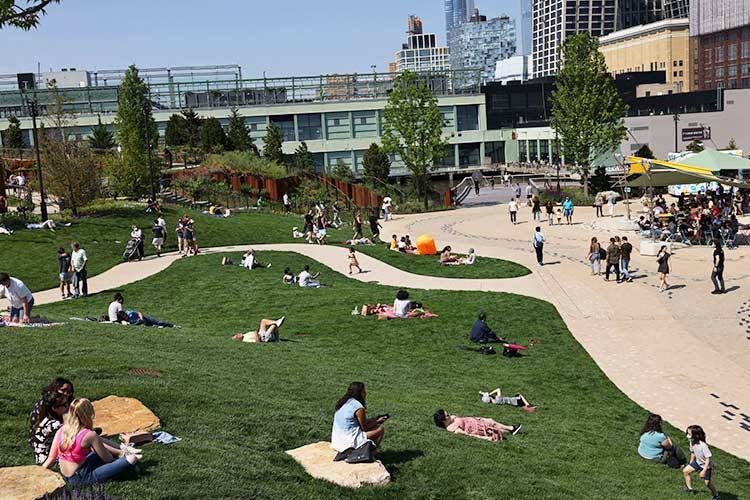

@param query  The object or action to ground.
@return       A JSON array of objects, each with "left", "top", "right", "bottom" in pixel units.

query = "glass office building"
[{"left": 450, "top": 12, "right": 516, "bottom": 82}]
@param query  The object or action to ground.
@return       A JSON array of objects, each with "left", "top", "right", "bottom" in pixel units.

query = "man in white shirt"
[
  {"left": 108, "top": 293, "right": 124, "bottom": 322},
  {"left": 16, "top": 172, "right": 25, "bottom": 197},
  {"left": 283, "top": 193, "right": 291, "bottom": 213},
  {"left": 70, "top": 242, "right": 88, "bottom": 298},
  {"left": 382, "top": 196, "right": 393, "bottom": 221},
  {"left": 532, "top": 226, "right": 545, "bottom": 266},
  {"left": 297, "top": 265, "right": 321, "bottom": 288},
  {"left": 508, "top": 199, "right": 519, "bottom": 224},
  {"left": 0, "top": 272, "right": 34, "bottom": 322}
]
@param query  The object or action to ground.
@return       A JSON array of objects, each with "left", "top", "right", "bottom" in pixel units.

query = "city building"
[
  {"left": 689, "top": 0, "right": 750, "bottom": 90},
  {"left": 599, "top": 19, "right": 691, "bottom": 91},
  {"left": 450, "top": 10, "right": 516, "bottom": 82},
  {"left": 445, "top": 0, "right": 475, "bottom": 44},
  {"left": 618, "top": 0, "right": 663, "bottom": 29},
  {"left": 532, "top": 0, "right": 618, "bottom": 78},
  {"left": 494, "top": 55, "right": 533, "bottom": 83},
  {"left": 519, "top": 0, "right": 533, "bottom": 55},
  {"left": 663, "top": 0, "right": 689, "bottom": 19},
  {"left": 393, "top": 17, "right": 450, "bottom": 73}
]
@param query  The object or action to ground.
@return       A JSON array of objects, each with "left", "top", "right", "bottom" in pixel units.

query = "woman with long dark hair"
[
  {"left": 637, "top": 413, "right": 685, "bottom": 467},
  {"left": 30, "top": 391, "right": 70, "bottom": 464},
  {"left": 331, "top": 382, "right": 386, "bottom": 453},
  {"left": 29, "top": 377, "right": 74, "bottom": 450},
  {"left": 657, "top": 245, "right": 671, "bottom": 292}
]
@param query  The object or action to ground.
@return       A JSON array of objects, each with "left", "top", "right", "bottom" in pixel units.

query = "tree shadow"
[{"left": 378, "top": 449, "right": 425, "bottom": 478}]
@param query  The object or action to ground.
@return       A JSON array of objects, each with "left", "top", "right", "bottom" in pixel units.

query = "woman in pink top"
[
  {"left": 433, "top": 409, "right": 521, "bottom": 442},
  {"left": 42, "top": 398, "right": 142, "bottom": 485}
]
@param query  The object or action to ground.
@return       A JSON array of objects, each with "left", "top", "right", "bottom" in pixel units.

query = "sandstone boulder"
[
  {"left": 0, "top": 466, "right": 66, "bottom": 500},
  {"left": 92, "top": 395, "right": 160, "bottom": 437},
  {"left": 286, "top": 441, "right": 390, "bottom": 488}
]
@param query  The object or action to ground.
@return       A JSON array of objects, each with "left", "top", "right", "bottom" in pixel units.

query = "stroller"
[{"left": 123, "top": 237, "right": 143, "bottom": 262}]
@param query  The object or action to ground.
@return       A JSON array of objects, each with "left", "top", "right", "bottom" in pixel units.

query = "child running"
[
  {"left": 348, "top": 248, "right": 362, "bottom": 275},
  {"left": 683, "top": 425, "right": 720, "bottom": 499}
]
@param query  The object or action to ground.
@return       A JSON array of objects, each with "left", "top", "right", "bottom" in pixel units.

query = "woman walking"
[
  {"left": 545, "top": 200, "right": 554, "bottom": 225},
  {"left": 657, "top": 245, "right": 671, "bottom": 292},
  {"left": 587, "top": 237, "right": 602, "bottom": 275},
  {"left": 531, "top": 196, "right": 541, "bottom": 222}
]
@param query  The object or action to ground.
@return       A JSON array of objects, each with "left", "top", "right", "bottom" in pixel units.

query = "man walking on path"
[
  {"left": 532, "top": 226, "right": 545, "bottom": 266},
  {"left": 509, "top": 199, "right": 519, "bottom": 224},
  {"left": 604, "top": 237, "right": 621, "bottom": 282},
  {"left": 471, "top": 170, "right": 482, "bottom": 196},
  {"left": 620, "top": 236, "right": 633, "bottom": 282},
  {"left": 711, "top": 241, "right": 726, "bottom": 294},
  {"left": 70, "top": 242, "right": 88, "bottom": 298},
  {"left": 562, "top": 197, "right": 574, "bottom": 225}
]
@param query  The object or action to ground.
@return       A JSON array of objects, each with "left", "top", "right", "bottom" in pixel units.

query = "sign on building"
[{"left": 681, "top": 126, "right": 711, "bottom": 142}]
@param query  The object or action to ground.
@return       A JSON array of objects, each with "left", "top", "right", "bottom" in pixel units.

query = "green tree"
[
  {"left": 588, "top": 166, "right": 612, "bottom": 194},
  {"left": 181, "top": 108, "right": 202, "bottom": 149},
  {"left": 293, "top": 141, "right": 315, "bottom": 174},
  {"left": 382, "top": 71, "right": 448, "bottom": 210},
  {"left": 331, "top": 158, "right": 353, "bottom": 182},
  {"left": 264, "top": 122, "right": 284, "bottom": 165},
  {"left": 164, "top": 113, "right": 189, "bottom": 146},
  {"left": 727, "top": 138, "right": 737, "bottom": 150},
  {"left": 2, "top": 115, "right": 25, "bottom": 152},
  {"left": 551, "top": 33, "right": 627, "bottom": 194},
  {"left": 0, "top": 0, "right": 60, "bottom": 30},
  {"left": 200, "top": 117, "right": 227, "bottom": 153},
  {"left": 686, "top": 140, "right": 704, "bottom": 153},
  {"left": 110, "top": 65, "right": 157, "bottom": 197},
  {"left": 634, "top": 144, "right": 654, "bottom": 159},
  {"left": 226, "top": 108, "right": 255, "bottom": 153},
  {"left": 362, "top": 143, "right": 391, "bottom": 188},
  {"left": 88, "top": 119, "right": 115, "bottom": 150}
]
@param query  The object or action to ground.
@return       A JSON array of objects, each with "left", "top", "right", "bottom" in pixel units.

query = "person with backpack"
[
  {"left": 532, "top": 227, "right": 545, "bottom": 266},
  {"left": 151, "top": 220, "right": 166, "bottom": 257},
  {"left": 331, "top": 382, "right": 386, "bottom": 456},
  {"left": 604, "top": 237, "right": 621, "bottom": 282}
]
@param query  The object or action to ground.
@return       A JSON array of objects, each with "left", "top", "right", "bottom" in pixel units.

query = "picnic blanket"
[
  {"left": 379, "top": 307, "right": 437, "bottom": 319},
  {"left": 0, "top": 315, "right": 64, "bottom": 328}
]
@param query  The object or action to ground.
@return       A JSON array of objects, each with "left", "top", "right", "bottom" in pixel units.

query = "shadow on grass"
[{"left": 378, "top": 449, "right": 425, "bottom": 479}]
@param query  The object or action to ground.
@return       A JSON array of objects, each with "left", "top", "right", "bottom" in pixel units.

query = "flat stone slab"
[
  {"left": 0, "top": 466, "right": 66, "bottom": 500},
  {"left": 286, "top": 441, "right": 390, "bottom": 488},
  {"left": 92, "top": 395, "right": 160, "bottom": 437}
]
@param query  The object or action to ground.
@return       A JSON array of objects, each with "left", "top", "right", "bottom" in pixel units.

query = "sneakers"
[
  {"left": 511, "top": 424, "right": 523, "bottom": 435},
  {"left": 266, "top": 263, "right": 272, "bottom": 268},
  {"left": 275, "top": 316, "right": 285, "bottom": 328},
  {"left": 711, "top": 289, "right": 721, "bottom": 294}
]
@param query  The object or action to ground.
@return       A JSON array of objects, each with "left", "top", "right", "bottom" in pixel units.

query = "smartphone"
[{"left": 376, "top": 413, "right": 390, "bottom": 421}]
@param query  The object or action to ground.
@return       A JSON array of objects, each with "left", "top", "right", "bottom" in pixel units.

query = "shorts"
[
  {"left": 59, "top": 272, "right": 72, "bottom": 283},
  {"left": 152, "top": 237, "right": 164, "bottom": 247},
  {"left": 689, "top": 462, "right": 713, "bottom": 481},
  {"left": 563, "top": 209, "right": 573, "bottom": 216},
  {"left": 258, "top": 327, "right": 275, "bottom": 342}
]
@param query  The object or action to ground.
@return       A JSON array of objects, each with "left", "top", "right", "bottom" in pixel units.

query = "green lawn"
[{"left": 1, "top": 251, "right": 748, "bottom": 499}]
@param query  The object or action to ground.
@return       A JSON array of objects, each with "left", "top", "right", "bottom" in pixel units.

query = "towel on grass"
[
  {"left": 379, "top": 307, "right": 438, "bottom": 319},
  {"left": 0, "top": 315, "right": 64, "bottom": 328}
]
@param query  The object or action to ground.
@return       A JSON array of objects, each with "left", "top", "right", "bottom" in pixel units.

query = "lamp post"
[
  {"left": 673, "top": 112, "right": 680, "bottom": 153},
  {"left": 142, "top": 101, "right": 156, "bottom": 200},
  {"left": 27, "top": 97, "right": 48, "bottom": 221}
]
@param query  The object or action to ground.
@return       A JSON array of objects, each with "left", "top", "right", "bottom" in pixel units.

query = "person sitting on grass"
[
  {"left": 439, "top": 246, "right": 459, "bottom": 265},
  {"left": 282, "top": 268, "right": 297, "bottom": 284},
  {"left": 404, "top": 235, "right": 415, "bottom": 252},
  {"left": 683, "top": 425, "right": 720, "bottom": 499},
  {"left": 348, "top": 249, "right": 362, "bottom": 275},
  {"left": 231, "top": 316, "right": 285, "bottom": 343},
  {"left": 433, "top": 409, "right": 521, "bottom": 442},
  {"left": 331, "top": 382, "right": 386, "bottom": 454},
  {"left": 460, "top": 248, "right": 476, "bottom": 265},
  {"left": 0, "top": 272, "right": 34, "bottom": 323},
  {"left": 298, "top": 265, "right": 322, "bottom": 288},
  {"left": 43, "top": 398, "right": 142, "bottom": 485},
  {"left": 387, "top": 289, "right": 422, "bottom": 319},
  {"left": 29, "top": 378, "right": 74, "bottom": 463},
  {"left": 469, "top": 312, "right": 504, "bottom": 343},
  {"left": 389, "top": 234, "right": 398, "bottom": 250},
  {"left": 479, "top": 389, "right": 537, "bottom": 413},
  {"left": 116, "top": 310, "right": 174, "bottom": 328},
  {"left": 30, "top": 390, "right": 70, "bottom": 465},
  {"left": 638, "top": 413, "right": 686, "bottom": 468},
  {"left": 107, "top": 293, "right": 125, "bottom": 322}
]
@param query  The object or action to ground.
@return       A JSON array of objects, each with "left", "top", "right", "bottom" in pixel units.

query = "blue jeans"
[
  {"left": 621, "top": 258, "right": 630, "bottom": 279},
  {"left": 304, "top": 281, "right": 321, "bottom": 288},
  {"left": 64, "top": 452, "right": 134, "bottom": 485},
  {"left": 73, "top": 269, "right": 88, "bottom": 297},
  {"left": 383, "top": 208, "right": 389, "bottom": 221},
  {"left": 143, "top": 316, "right": 174, "bottom": 328},
  {"left": 9, "top": 297, "right": 34, "bottom": 320}
]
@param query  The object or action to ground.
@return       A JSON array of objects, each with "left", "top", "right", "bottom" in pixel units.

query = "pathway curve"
[{"left": 4, "top": 201, "right": 750, "bottom": 461}]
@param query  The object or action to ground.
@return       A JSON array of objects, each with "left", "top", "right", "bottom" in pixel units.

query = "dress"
[
  {"left": 331, "top": 398, "right": 369, "bottom": 452},
  {"left": 657, "top": 252, "right": 670, "bottom": 274}
]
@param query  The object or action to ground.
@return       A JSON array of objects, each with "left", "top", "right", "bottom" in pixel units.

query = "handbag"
[{"left": 345, "top": 441, "right": 375, "bottom": 464}]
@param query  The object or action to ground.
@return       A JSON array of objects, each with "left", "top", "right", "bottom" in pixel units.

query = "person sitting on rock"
[
  {"left": 439, "top": 246, "right": 459, "bottom": 265},
  {"left": 469, "top": 312, "right": 503, "bottom": 343},
  {"left": 231, "top": 317, "right": 285, "bottom": 343},
  {"left": 479, "top": 389, "right": 537, "bottom": 413},
  {"left": 43, "top": 398, "right": 142, "bottom": 485},
  {"left": 331, "top": 382, "right": 386, "bottom": 454},
  {"left": 433, "top": 409, "right": 521, "bottom": 442}
]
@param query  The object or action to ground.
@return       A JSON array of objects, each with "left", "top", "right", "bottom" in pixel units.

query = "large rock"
[
  {"left": 0, "top": 466, "right": 66, "bottom": 500},
  {"left": 286, "top": 441, "right": 390, "bottom": 488},
  {"left": 92, "top": 395, "right": 160, "bottom": 437}
]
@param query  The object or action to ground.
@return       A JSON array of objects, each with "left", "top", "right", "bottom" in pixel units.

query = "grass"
[
  {"left": 1, "top": 251, "right": 748, "bottom": 499},
  {"left": 1, "top": 203, "right": 527, "bottom": 291}
]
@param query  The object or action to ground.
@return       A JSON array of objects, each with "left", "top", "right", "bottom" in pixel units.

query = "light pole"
[
  {"left": 142, "top": 101, "right": 156, "bottom": 200},
  {"left": 673, "top": 112, "right": 680, "bottom": 153},
  {"left": 27, "top": 97, "right": 48, "bottom": 221}
]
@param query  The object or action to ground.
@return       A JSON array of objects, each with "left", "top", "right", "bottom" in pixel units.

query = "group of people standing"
[{"left": 587, "top": 235, "right": 634, "bottom": 283}]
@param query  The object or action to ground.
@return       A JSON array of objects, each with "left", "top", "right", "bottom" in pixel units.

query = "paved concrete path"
[{"left": 5, "top": 202, "right": 750, "bottom": 460}]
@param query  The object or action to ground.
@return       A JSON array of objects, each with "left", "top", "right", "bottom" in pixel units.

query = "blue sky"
[{"left": 0, "top": 0, "right": 519, "bottom": 77}]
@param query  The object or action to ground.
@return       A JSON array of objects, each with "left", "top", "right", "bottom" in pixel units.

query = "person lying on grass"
[
  {"left": 637, "top": 413, "right": 686, "bottom": 468},
  {"left": 683, "top": 425, "right": 720, "bottom": 499},
  {"left": 231, "top": 317, "right": 285, "bottom": 343},
  {"left": 43, "top": 398, "right": 142, "bottom": 485},
  {"left": 331, "top": 382, "right": 386, "bottom": 454},
  {"left": 344, "top": 237, "right": 373, "bottom": 246},
  {"left": 115, "top": 310, "right": 174, "bottom": 328},
  {"left": 479, "top": 389, "right": 537, "bottom": 413},
  {"left": 433, "top": 409, "right": 521, "bottom": 442}
]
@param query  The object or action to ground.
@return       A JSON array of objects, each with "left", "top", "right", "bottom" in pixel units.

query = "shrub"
[
  {"left": 1, "top": 211, "right": 40, "bottom": 229},
  {"left": 70, "top": 200, "right": 146, "bottom": 218},
  {"left": 538, "top": 187, "right": 595, "bottom": 206},
  {"left": 204, "top": 151, "right": 286, "bottom": 179}
]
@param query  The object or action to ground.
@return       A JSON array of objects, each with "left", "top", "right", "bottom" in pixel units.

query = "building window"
[
  {"left": 743, "top": 41, "right": 750, "bottom": 58},
  {"left": 270, "top": 115, "right": 295, "bottom": 142},
  {"left": 728, "top": 65, "right": 737, "bottom": 77},
  {"left": 716, "top": 46, "right": 724, "bottom": 63},
  {"left": 728, "top": 44, "right": 738, "bottom": 61},
  {"left": 673, "top": 60, "right": 677, "bottom": 67},
  {"left": 456, "top": 105, "right": 479, "bottom": 131},
  {"left": 296, "top": 113, "right": 322, "bottom": 141},
  {"left": 679, "top": 70, "right": 683, "bottom": 76},
  {"left": 679, "top": 60, "right": 683, "bottom": 66},
  {"left": 673, "top": 71, "right": 678, "bottom": 77},
  {"left": 485, "top": 141, "right": 505, "bottom": 164},
  {"left": 458, "top": 143, "right": 480, "bottom": 167},
  {"left": 742, "top": 63, "right": 750, "bottom": 75},
  {"left": 716, "top": 67, "right": 724, "bottom": 79}
]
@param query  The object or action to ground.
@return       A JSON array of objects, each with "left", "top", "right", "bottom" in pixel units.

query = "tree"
[
  {"left": 164, "top": 113, "right": 189, "bottom": 146},
  {"left": 362, "top": 143, "right": 391, "bottom": 188},
  {"left": 634, "top": 144, "right": 654, "bottom": 159},
  {"left": 40, "top": 83, "right": 101, "bottom": 215},
  {"left": 727, "top": 138, "right": 737, "bottom": 150},
  {"left": 381, "top": 71, "right": 449, "bottom": 210},
  {"left": 88, "top": 119, "right": 115, "bottom": 150},
  {"left": 551, "top": 33, "right": 627, "bottom": 194},
  {"left": 2, "top": 115, "right": 25, "bottom": 152},
  {"left": 180, "top": 108, "right": 202, "bottom": 149},
  {"left": 226, "top": 108, "right": 255, "bottom": 153},
  {"left": 110, "top": 65, "right": 157, "bottom": 197},
  {"left": 589, "top": 166, "right": 612, "bottom": 194},
  {"left": 200, "top": 117, "right": 227, "bottom": 153},
  {"left": 263, "top": 122, "right": 284, "bottom": 165},
  {"left": 686, "top": 140, "right": 704, "bottom": 153},
  {"left": 293, "top": 141, "right": 315, "bottom": 174},
  {"left": 331, "top": 158, "right": 353, "bottom": 182},
  {"left": 0, "top": 0, "right": 60, "bottom": 30}
]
